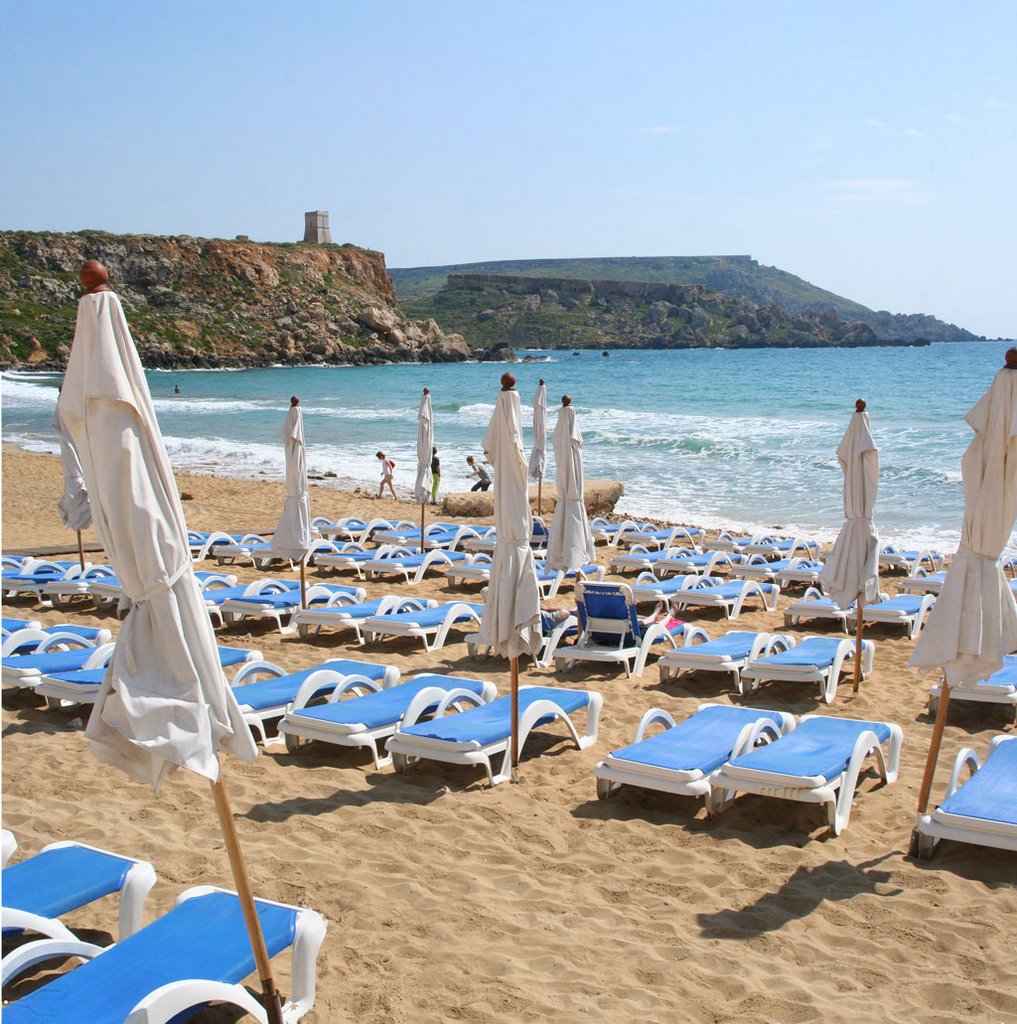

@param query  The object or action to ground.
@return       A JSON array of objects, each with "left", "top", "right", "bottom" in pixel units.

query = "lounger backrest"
[{"left": 576, "top": 583, "right": 640, "bottom": 645}]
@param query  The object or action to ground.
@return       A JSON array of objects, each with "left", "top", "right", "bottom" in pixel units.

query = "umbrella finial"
[
  {"left": 1005, "top": 348, "right": 1017, "bottom": 369},
  {"left": 855, "top": 398, "right": 866, "bottom": 412},
  {"left": 561, "top": 394, "right": 572, "bottom": 407},
  {"left": 290, "top": 395, "right": 300, "bottom": 406},
  {"left": 539, "top": 378, "right": 545, "bottom": 386},
  {"left": 79, "top": 259, "right": 110, "bottom": 294},
  {"left": 501, "top": 372, "right": 516, "bottom": 391},
  {"left": 423, "top": 386, "right": 430, "bottom": 394}
]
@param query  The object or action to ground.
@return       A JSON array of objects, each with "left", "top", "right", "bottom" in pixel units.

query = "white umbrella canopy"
[
  {"left": 414, "top": 388, "right": 434, "bottom": 505},
  {"left": 52, "top": 406, "right": 92, "bottom": 531},
  {"left": 528, "top": 379, "right": 547, "bottom": 482},
  {"left": 545, "top": 399, "right": 596, "bottom": 572},
  {"left": 270, "top": 400, "right": 311, "bottom": 561},
  {"left": 818, "top": 403, "right": 880, "bottom": 611},
  {"left": 910, "top": 363, "right": 1017, "bottom": 686},
  {"left": 58, "top": 289, "right": 258, "bottom": 794},
  {"left": 476, "top": 381, "right": 542, "bottom": 660}
]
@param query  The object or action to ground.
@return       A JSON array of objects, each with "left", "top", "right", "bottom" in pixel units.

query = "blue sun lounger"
[
  {"left": 928, "top": 655, "right": 1017, "bottom": 715},
  {"left": 783, "top": 587, "right": 866, "bottom": 629},
  {"left": 362, "top": 601, "right": 484, "bottom": 651},
  {"left": 362, "top": 548, "right": 474, "bottom": 585},
  {"left": 593, "top": 703, "right": 795, "bottom": 804},
  {"left": 229, "top": 657, "right": 400, "bottom": 743},
  {"left": 740, "top": 635, "right": 874, "bottom": 703},
  {"left": 657, "top": 630, "right": 794, "bottom": 688},
  {"left": 669, "top": 578, "right": 780, "bottom": 619},
  {"left": 289, "top": 596, "right": 433, "bottom": 642},
  {"left": 899, "top": 568, "right": 949, "bottom": 595},
  {"left": 621, "top": 525, "right": 704, "bottom": 551},
  {"left": 878, "top": 545, "right": 945, "bottom": 574},
  {"left": 860, "top": 593, "right": 936, "bottom": 639},
  {"left": 915, "top": 736, "right": 1017, "bottom": 856},
  {"left": 387, "top": 684, "right": 604, "bottom": 787},
  {"left": 86, "top": 569, "right": 237, "bottom": 613},
  {"left": 554, "top": 581, "right": 689, "bottom": 677},
  {"left": 220, "top": 582, "right": 366, "bottom": 631},
  {"left": 279, "top": 673, "right": 497, "bottom": 768},
  {"left": 710, "top": 715, "right": 903, "bottom": 835},
  {"left": 2, "top": 836, "right": 157, "bottom": 986},
  {"left": 2, "top": 617, "right": 41, "bottom": 637},
  {"left": 33, "top": 646, "right": 263, "bottom": 706},
  {"left": 313, "top": 542, "right": 398, "bottom": 578},
  {"left": 651, "top": 549, "right": 745, "bottom": 578},
  {"left": 1, "top": 561, "right": 92, "bottom": 600},
  {"left": 2, "top": 886, "right": 327, "bottom": 1024},
  {"left": 2, "top": 637, "right": 117, "bottom": 690},
  {"left": 731, "top": 556, "right": 823, "bottom": 584}
]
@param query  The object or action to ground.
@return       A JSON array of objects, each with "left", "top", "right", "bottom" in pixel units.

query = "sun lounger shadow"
[
  {"left": 242, "top": 780, "right": 448, "bottom": 822},
  {"left": 696, "top": 854, "right": 901, "bottom": 939}
]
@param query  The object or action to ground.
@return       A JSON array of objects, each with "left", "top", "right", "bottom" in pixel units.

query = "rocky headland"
[{"left": 0, "top": 230, "right": 471, "bottom": 370}]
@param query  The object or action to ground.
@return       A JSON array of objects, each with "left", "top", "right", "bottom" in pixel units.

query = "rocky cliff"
[
  {"left": 406, "top": 273, "right": 911, "bottom": 350},
  {"left": 0, "top": 230, "right": 470, "bottom": 369}
]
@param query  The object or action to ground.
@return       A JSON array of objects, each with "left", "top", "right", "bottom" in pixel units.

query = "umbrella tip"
[
  {"left": 290, "top": 395, "right": 300, "bottom": 406},
  {"left": 855, "top": 398, "right": 866, "bottom": 412},
  {"left": 501, "top": 372, "right": 516, "bottom": 391},
  {"left": 1005, "top": 348, "right": 1017, "bottom": 369},
  {"left": 562, "top": 394, "right": 572, "bottom": 406},
  {"left": 423, "top": 386, "right": 430, "bottom": 394},
  {"left": 79, "top": 259, "right": 110, "bottom": 293},
  {"left": 539, "top": 378, "right": 544, "bottom": 385}
]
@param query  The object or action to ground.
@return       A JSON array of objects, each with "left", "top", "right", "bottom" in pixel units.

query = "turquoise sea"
[{"left": 3, "top": 342, "right": 1012, "bottom": 550}]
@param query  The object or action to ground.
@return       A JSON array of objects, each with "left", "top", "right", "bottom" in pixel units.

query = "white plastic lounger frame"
[
  {"left": 387, "top": 685, "right": 604, "bottom": 787},
  {"left": 709, "top": 715, "right": 903, "bottom": 836},
  {"left": 1, "top": 840, "right": 157, "bottom": 985},
  {"left": 1, "top": 627, "right": 111, "bottom": 658},
  {"left": 362, "top": 601, "right": 483, "bottom": 652},
  {"left": 1, "top": 829, "right": 16, "bottom": 868},
  {"left": 928, "top": 663, "right": 1017, "bottom": 716},
  {"left": 280, "top": 675, "right": 498, "bottom": 768},
  {"left": 742, "top": 536, "right": 820, "bottom": 559},
  {"left": 3, "top": 640, "right": 116, "bottom": 691},
  {"left": 914, "top": 737, "right": 1017, "bottom": 856},
  {"left": 657, "top": 631, "right": 794, "bottom": 687},
  {"left": 622, "top": 525, "right": 703, "bottom": 552},
  {"left": 653, "top": 550, "right": 742, "bottom": 579},
  {"left": 444, "top": 552, "right": 493, "bottom": 587},
  {"left": 878, "top": 546, "right": 945, "bottom": 574},
  {"left": 783, "top": 587, "right": 866, "bottom": 629},
  {"left": 740, "top": 636, "right": 874, "bottom": 703},
  {"left": 221, "top": 584, "right": 367, "bottom": 632},
  {"left": 363, "top": 547, "right": 472, "bottom": 585},
  {"left": 899, "top": 568, "right": 948, "bottom": 595},
  {"left": 861, "top": 592, "right": 936, "bottom": 639},
  {"left": 593, "top": 703, "right": 796, "bottom": 802},
  {"left": 467, "top": 613, "right": 581, "bottom": 669}
]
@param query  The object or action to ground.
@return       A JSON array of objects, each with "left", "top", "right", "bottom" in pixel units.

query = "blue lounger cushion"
[
  {"left": 2, "top": 891, "right": 296, "bottom": 1024},
  {"left": 677, "top": 632, "right": 763, "bottom": 659},
  {"left": 700, "top": 582, "right": 777, "bottom": 599},
  {"left": 227, "top": 585, "right": 358, "bottom": 608},
  {"left": 867, "top": 595, "right": 924, "bottom": 614},
  {"left": 295, "top": 598, "right": 390, "bottom": 618},
  {"left": 371, "top": 552, "right": 469, "bottom": 568},
  {"left": 3, "top": 624, "right": 108, "bottom": 656},
  {"left": 754, "top": 637, "right": 846, "bottom": 668},
  {"left": 611, "top": 705, "right": 788, "bottom": 774},
  {"left": 42, "top": 647, "right": 257, "bottom": 689},
  {"left": 940, "top": 740, "right": 1017, "bottom": 824},
  {"left": 2, "top": 618, "right": 38, "bottom": 634},
  {"left": 232, "top": 659, "right": 391, "bottom": 712},
  {"left": 399, "top": 686, "right": 590, "bottom": 747},
  {"left": 289, "top": 674, "right": 488, "bottom": 731},
  {"left": 2, "top": 649, "right": 98, "bottom": 675},
  {"left": 727, "top": 717, "right": 892, "bottom": 783},
  {"left": 3, "top": 846, "right": 138, "bottom": 925}
]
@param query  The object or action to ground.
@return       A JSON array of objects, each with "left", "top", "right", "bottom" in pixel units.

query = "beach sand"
[{"left": 2, "top": 444, "right": 1016, "bottom": 1023}]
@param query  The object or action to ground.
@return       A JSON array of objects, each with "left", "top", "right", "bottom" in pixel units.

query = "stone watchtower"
[{"left": 303, "top": 210, "right": 332, "bottom": 244}]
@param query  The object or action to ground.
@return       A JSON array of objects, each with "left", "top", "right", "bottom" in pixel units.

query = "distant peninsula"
[{"left": 393, "top": 256, "right": 986, "bottom": 350}]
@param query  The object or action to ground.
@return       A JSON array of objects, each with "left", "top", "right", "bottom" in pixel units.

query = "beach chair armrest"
[
  {"left": 681, "top": 625, "right": 712, "bottom": 648},
  {"left": 633, "top": 707, "right": 677, "bottom": 743},
  {"left": 433, "top": 687, "right": 490, "bottom": 718},
  {"left": 232, "top": 661, "right": 287, "bottom": 686},
  {"left": 943, "top": 746, "right": 981, "bottom": 801},
  {"left": 1, "top": 935, "right": 105, "bottom": 986},
  {"left": 124, "top": 979, "right": 268, "bottom": 1024}
]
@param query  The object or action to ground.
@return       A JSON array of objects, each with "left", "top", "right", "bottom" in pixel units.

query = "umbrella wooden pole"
[
  {"left": 916, "top": 681, "right": 951, "bottom": 815},
  {"left": 420, "top": 501, "right": 426, "bottom": 553},
  {"left": 510, "top": 655, "right": 520, "bottom": 772},
  {"left": 210, "top": 774, "right": 286, "bottom": 1024},
  {"left": 299, "top": 558, "right": 307, "bottom": 609},
  {"left": 76, "top": 529, "right": 86, "bottom": 570},
  {"left": 537, "top": 478, "right": 542, "bottom": 518},
  {"left": 852, "top": 600, "right": 864, "bottom": 693}
]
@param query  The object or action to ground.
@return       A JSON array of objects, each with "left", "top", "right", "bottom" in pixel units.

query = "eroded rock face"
[{"left": 0, "top": 230, "right": 464, "bottom": 369}]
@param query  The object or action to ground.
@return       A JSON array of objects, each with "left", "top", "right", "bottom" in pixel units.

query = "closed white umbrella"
[
  {"left": 58, "top": 261, "right": 284, "bottom": 1023},
  {"left": 818, "top": 398, "right": 880, "bottom": 692},
  {"left": 476, "top": 373, "right": 542, "bottom": 771},
  {"left": 270, "top": 397, "right": 311, "bottom": 605},
  {"left": 545, "top": 395, "right": 596, "bottom": 572},
  {"left": 52, "top": 405, "right": 92, "bottom": 567},
  {"left": 528, "top": 379, "right": 547, "bottom": 514},
  {"left": 910, "top": 354, "right": 1017, "bottom": 837},
  {"left": 414, "top": 387, "right": 434, "bottom": 548}
]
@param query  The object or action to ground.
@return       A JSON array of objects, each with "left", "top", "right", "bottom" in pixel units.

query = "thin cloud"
[
  {"left": 635, "top": 125, "right": 682, "bottom": 135},
  {"left": 820, "top": 178, "right": 931, "bottom": 203},
  {"left": 985, "top": 97, "right": 1005, "bottom": 108},
  {"left": 903, "top": 127, "right": 925, "bottom": 138},
  {"left": 863, "top": 118, "right": 887, "bottom": 129},
  {"left": 944, "top": 113, "right": 964, "bottom": 122}
]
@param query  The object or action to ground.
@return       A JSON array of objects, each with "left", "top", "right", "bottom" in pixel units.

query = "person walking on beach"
[
  {"left": 376, "top": 450, "right": 397, "bottom": 499},
  {"left": 430, "top": 446, "right": 441, "bottom": 504},
  {"left": 467, "top": 455, "right": 491, "bottom": 491}
]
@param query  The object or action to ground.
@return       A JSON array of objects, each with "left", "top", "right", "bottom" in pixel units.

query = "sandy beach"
[{"left": 2, "top": 443, "right": 1015, "bottom": 1023}]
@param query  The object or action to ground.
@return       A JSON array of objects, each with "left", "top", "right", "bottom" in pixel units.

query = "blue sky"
[{"left": 3, "top": 1, "right": 1014, "bottom": 337}]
